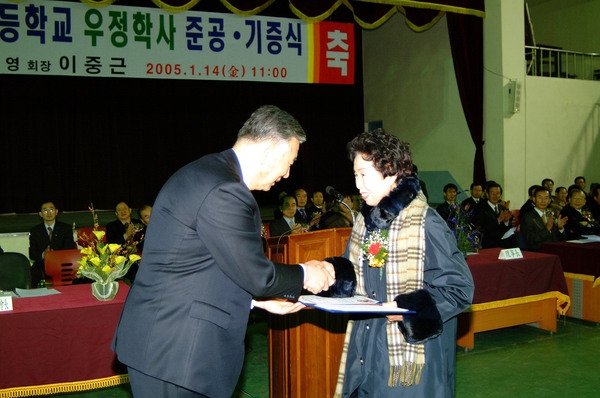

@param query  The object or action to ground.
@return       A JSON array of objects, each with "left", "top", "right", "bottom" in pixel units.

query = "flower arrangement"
[
  {"left": 76, "top": 204, "right": 141, "bottom": 284},
  {"left": 448, "top": 204, "right": 481, "bottom": 255},
  {"left": 77, "top": 229, "right": 141, "bottom": 283},
  {"left": 360, "top": 229, "right": 389, "bottom": 279}
]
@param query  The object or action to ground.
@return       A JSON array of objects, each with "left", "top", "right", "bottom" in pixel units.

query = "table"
[
  {"left": 456, "top": 248, "right": 570, "bottom": 349},
  {"left": 0, "top": 282, "right": 130, "bottom": 397},
  {"left": 541, "top": 241, "right": 600, "bottom": 322}
]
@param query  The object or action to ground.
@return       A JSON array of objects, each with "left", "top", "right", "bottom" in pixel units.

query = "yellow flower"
[
  {"left": 129, "top": 254, "right": 142, "bottom": 263},
  {"left": 370, "top": 258, "right": 385, "bottom": 268},
  {"left": 97, "top": 244, "right": 107, "bottom": 255},
  {"left": 101, "top": 265, "right": 112, "bottom": 273},
  {"left": 92, "top": 230, "right": 106, "bottom": 241},
  {"left": 80, "top": 247, "right": 93, "bottom": 256},
  {"left": 113, "top": 255, "right": 127, "bottom": 265},
  {"left": 107, "top": 243, "right": 121, "bottom": 253},
  {"left": 90, "top": 257, "right": 101, "bottom": 266},
  {"left": 78, "top": 257, "right": 88, "bottom": 267}
]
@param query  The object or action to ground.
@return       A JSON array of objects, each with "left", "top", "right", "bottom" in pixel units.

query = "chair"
[
  {"left": 0, "top": 252, "right": 32, "bottom": 290},
  {"left": 77, "top": 226, "right": 106, "bottom": 247},
  {"left": 44, "top": 249, "right": 83, "bottom": 286},
  {"left": 511, "top": 209, "right": 521, "bottom": 229}
]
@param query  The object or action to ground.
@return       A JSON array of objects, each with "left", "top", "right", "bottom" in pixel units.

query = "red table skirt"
[
  {"left": 466, "top": 248, "right": 568, "bottom": 304},
  {"left": 540, "top": 241, "right": 600, "bottom": 279},
  {"left": 0, "top": 282, "right": 129, "bottom": 396}
]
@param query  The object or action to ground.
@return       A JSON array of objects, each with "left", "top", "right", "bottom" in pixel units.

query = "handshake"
[{"left": 252, "top": 257, "right": 357, "bottom": 315}]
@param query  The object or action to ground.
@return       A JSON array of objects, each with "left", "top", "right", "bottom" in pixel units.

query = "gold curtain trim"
[
  {"left": 73, "top": 0, "right": 485, "bottom": 30},
  {"left": 0, "top": 374, "right": 129, "bottom": 398},
  {"left": 564, "top": 272, "right": 600, "bottom": 288},
  {"left": 220, "top": 0, "right": 277, "bottom": 17},
  {"left": 81, "top": 0, "right": 117, "bottom": 8},
  {"left": 359, "top": 1, "right": 485, "bottom": 18},
  {"left": 464, "top": 291, "right": 571, "bottom": 316}
]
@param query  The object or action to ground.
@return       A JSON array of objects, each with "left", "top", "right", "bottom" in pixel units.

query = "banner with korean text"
[{"left": 0, "top": 0, "right": 354, "bottom": 84}]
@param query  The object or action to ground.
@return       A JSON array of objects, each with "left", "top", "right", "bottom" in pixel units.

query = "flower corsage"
[{"left": 360, "top": 229, "right": 389, "bottom": 279}]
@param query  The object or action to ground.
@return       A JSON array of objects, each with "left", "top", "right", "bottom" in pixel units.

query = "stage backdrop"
[{"left": 0, "top": 0, "right": 364, "bottom": 214}]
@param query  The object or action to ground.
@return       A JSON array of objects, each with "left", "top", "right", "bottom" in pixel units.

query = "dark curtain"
[
  {"left": 0, "top": 0, "right": 486, "bottom": 214},
  {"left": 447, "top": 12, "right": 486, "bottom": 185}
]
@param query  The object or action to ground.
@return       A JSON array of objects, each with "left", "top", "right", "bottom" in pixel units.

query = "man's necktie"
[
  {"left": 494, "top": 205, "right": 499, "bottom": 216},
  {"left": 299, "top": 209, "right": 306, "bottom": 219},
  {"left": 48, "top": 226, "right": 53, "bottom": 241},
  {"left": 542, "top": 213, "right": 547, "bottom": 224}
]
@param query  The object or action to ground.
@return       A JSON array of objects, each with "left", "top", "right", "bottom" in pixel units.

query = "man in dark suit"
[
  {"left": 519, "top": 185, "right": 542, "bottom": 218},
  {"left": 520, "top": 187, "right": 567, "bottom": 251},
  {"left": 29, "top": 201, "right": 76, "bottom": 287},
  {"left": 560, "top": 188, "right": 600, "bottom": 240},
  {"left": 113, "top": 105, "right": 336, "bottom": 398},
  {"left": 461, "top": 182, "right": 483, "bottom": 212},
  {"left": 436, "top": 183, "right": 458, "bottom": 226},
  {"left": 105, "top": 201, "right": 141, "bottom": 246},
  {"left": 475, "top": 182, "right": 517, "bottom": 249}
]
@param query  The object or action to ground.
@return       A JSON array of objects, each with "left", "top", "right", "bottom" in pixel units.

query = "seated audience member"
[
  {"left": 436, "top": 183, "right": 458, "bottom": 225},
  {"left": 351, "top": 193, "right": 363, "bottom": 213},
  {"left": 587, "top": 183, "right": 599, "bottom": 208},
  {"left": 135, "top": 204, "right": 152, "bottom": 253},
  {"left": 272, "top": 190, "right": 287, "bottom": 219},
  {"left": 574, "top": 176, "right": 587, "bottom": 194},
  {"left": 541, "top": 178, "right": 554, "bottom": 198},
  {"left": 461, "top": 182, "right": 484, "bottom": 211},
  {"left": 549, "top": 186, "right": 568, "bottom": 216},
  {"left": 306, "top": 190, "right": 325, "bottom": 215},
  {"left": 29, "top": 201, "right": 76, "bottom": 287},
  {"left": 318, "top": 194, "right": 356, "bottom": 230},
  {"left": 412, "top": 164, "right": 429, "bottom": 201},
  {"left": 589, "top": 185, "right": 600, "bottom": 221},
  {"left": 475, "top": 182, "right": 517, "bottom": 249},
  {"left": 560, "top": 188, "right": 600, "bottom": 240},
  {"left": 124, "top": 204, "right": 152, "bottom": 283},
  {"left": 269, "top": 195, "right": 308, "bottom": 236},
  {"left": 519, "top": 187, "right": 567, "bottom": 251},
  {"left": 106, "top": 201, "right": 142, "bottom": 246},
  {"left": 519, "top": 185, "right": 543, "bottom": 217},
  {"left": 294, "top": 188, "right": 310, "bottom": 224}
]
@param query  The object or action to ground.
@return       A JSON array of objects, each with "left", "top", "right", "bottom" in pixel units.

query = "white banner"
[{"left": 0, "top": 0, "right": 355, "bottom": 84}]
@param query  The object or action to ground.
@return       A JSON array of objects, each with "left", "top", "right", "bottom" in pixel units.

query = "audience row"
[{"left": 435, "top": 177, "right": 600, "bottom": 252}]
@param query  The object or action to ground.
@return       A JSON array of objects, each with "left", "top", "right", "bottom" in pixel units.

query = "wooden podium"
[{"left": 266, "top": 228, "right": 351, "bottom": 398}]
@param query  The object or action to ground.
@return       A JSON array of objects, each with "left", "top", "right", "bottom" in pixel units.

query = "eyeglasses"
[{"left": 42, "top": 208, "right": 56, "bottom": 213}]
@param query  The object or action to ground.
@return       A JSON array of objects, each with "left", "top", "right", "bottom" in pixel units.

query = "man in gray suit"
[{"left": 113, "top": 105, "right": 336, "bottom": 397}]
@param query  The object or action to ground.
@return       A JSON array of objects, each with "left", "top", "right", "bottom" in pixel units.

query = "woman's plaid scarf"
[{"left": 335, "top": 176, "right": 428, "bottom": 396}]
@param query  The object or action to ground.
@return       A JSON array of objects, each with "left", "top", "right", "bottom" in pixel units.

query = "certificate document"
[{"left": 299, "top": 295, "right": 414, "bottom": 314}]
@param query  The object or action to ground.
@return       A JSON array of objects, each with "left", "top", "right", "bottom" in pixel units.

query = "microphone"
[
  {"left": 326, "top": 186, "right": 345, "bottom": 201},
  {"left": 326, "top": 186, "right": 356, "bottom": 225}
]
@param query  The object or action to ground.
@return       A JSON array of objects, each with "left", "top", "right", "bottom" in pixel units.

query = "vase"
[{"left": 91, "top": 281, "right": 119, "bottom": 301}]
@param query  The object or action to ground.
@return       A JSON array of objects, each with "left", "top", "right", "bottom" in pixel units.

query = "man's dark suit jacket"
[
  {"left": 560, "top": 205, "right": 600, "bottom": 240},
  {"left": 435, "top": 201, "right": 455, "bottom": 224},
  {"left": 474, "top": 202, "right": 516, "bottom": 249},
  {"left": 519, "top": 200, "right": 535, "bottom": 217},
  {"left": 105, "top": 218, "right": 141, "bottom": 245},
  {"left": 269, "top": 216, "right": 294, "bottom": 237},
  {"left": 519, "top": 209, "right": 565, "bottom": 251},
  {"left": 461, "top": 197, "right": 481, "bottom": 212},
  {"left": 113, "top": 149, "right": 304, "bottom": 397},
  {"left": 29, "top": 220, "right": 75, "bottom": 285}
]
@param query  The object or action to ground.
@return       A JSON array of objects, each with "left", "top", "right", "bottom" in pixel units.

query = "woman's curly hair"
[{"left": 347, "top": 128, "right": 413, "bottom": 182}]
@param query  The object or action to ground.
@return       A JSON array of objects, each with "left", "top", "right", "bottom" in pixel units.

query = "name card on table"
[
  {"left": 498, "top": 248, "right": 523, "bottom": 260},
  {"left": 0, "top": 295, "right": 13, "bottom": 312}
]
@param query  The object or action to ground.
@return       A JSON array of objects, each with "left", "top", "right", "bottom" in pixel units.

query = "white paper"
[
  {"left": 501, "top": 227, "right": 517, "bottom": 240},
  {"left": 299, "top": 295, "right": 414, "bottom": 314},
  {"left": 567, "top": 235, "right": 600, "bottom": 243},
  {"left": 14, "top": 288, "right": 61, "bottom": 298}
]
